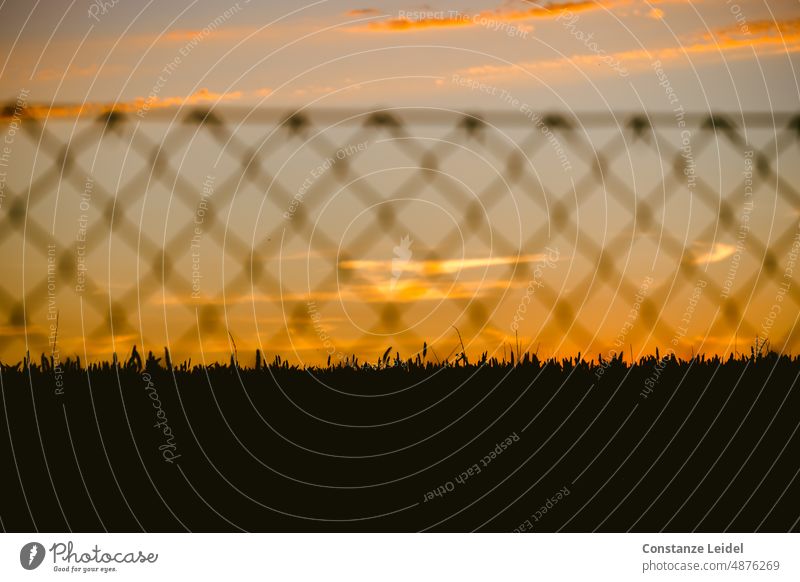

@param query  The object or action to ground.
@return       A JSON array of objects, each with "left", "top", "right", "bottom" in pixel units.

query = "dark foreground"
[{"left": 1, "top": 350, "right": 799, "bottom": 532}]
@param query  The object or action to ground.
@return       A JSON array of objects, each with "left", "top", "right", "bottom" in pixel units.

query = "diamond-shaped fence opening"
[{"left": 0, "top": 106, "right": 798, "bottom": 364}]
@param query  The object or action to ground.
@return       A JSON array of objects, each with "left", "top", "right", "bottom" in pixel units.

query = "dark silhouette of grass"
[{"left": 1, "top": 346, "right": 799, "bottom": 532}]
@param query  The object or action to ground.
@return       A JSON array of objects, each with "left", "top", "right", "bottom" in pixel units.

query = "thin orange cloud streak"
[
  {"left": 157, "top": 278, "right": 513, "bottom": 307},
  {"left": 340, "top": 252, "right": 556, "bottom": 275},
  {"left": 348, "top": 0, "right": 598, "bottom": 33},
  {"left": 459, "top": 17, "right": 800, "bottom": 79},
  {"left": 346, "top": 8, "right": 382, "bottom": 17},
  {"left": 1, "top": 87, "right": 271, "bottom": 120},
  {"left": 34, "top": 63, "right": 100, "bottom": 81},
  {"left": 688, "top": 243, "right": 736, "bottom": 265},
  {"left": 138, "top": 87, "right": 245, "bottom": 110},
  {"left": 347, "top": 0, "right": 700, "bottom": 33}
]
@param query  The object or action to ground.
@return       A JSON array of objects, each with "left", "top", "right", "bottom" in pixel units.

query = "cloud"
[
  {"left": 27, "top": 62, "right": 126, "bottom": 83},
  {"left": 155, "top": 254, "right": 557, "bottom": 308},
  {"left": 137, "top": 87, "right": 244, "bottom": 110},
  {"left": 337, "top": 252, "right": 560, "bottom": 303},
  {"left": 291, "top": 84, "right": 337, "bottom": 97},
  {"left": 353, "top": 276, "right": 514, "bottom": 303},
  {"left": 457, "top": 17, "right": 800, "bottom": 80},
  {"left": 688, "top": 242, "right": 736, "bottom": 265},
  {"left": 346, "top": 8, "right": 382, "bottom": 17},
  {"left": 154, "top": 25, "right": 260, "bottom": 44},
  {"left": 339, "top": 252, "right": 556, "bottom": 275},
  {"left": 158, "top": 278, "right": 512, "bottom": 306},
  {"left": 712, "top": 16, "right": 800, "bottom": 44},
  {"left": 34, "top": 63, "right": 99, "bottom": 81},
  {"left": 666, "top": 16, "right": 800, "bottom": 58},
  {"left": 4, "top": 86, "right": 273, "bottom": 120},
  {"left": 160, "top": 29, "right": 214, "bottom": 42},
  {"left": 347, "top": 0, "right": 699, "bottom": 34},
  {"left": 348, "top": 0, "right": 598, "bottom": 33}
]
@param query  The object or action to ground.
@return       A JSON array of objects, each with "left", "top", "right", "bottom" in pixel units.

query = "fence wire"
[{"left": 0, "top": 106, "right": 798, "bottom": 363}]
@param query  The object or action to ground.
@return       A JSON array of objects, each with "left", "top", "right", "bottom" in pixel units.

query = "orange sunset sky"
[{"left": 1, "top": 0, "right": 799, "bottom": 365}]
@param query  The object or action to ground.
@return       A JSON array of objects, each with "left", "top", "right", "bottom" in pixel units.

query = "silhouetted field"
[{"left": 1, "top": 348, "right": 799, "bottom": 532}]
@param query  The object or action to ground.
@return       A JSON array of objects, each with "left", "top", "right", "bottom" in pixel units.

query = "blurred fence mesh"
[{"left": 1, "top": 105, "right": 798, "bottom": 363}]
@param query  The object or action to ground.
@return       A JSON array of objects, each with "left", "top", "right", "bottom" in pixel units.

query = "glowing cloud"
[
  {"left": 689, "top": 243, "right": 736, "bottom": 265},
  {"left": 348, "top": 1, "right": 598, "bottom": 33},
  {"left": 457, "top": 17, "right": 800, "bottom": 80},
  {"left": 339, "top": 253, "right": 557, "bottom": 276}
]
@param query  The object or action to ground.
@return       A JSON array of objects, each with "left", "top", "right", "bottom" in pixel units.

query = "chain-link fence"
[{"left": 1, "top": 105, "right": 798, "bottom": 364}]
